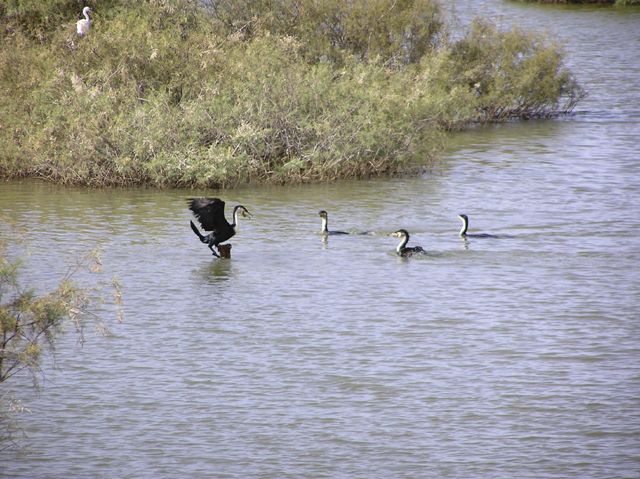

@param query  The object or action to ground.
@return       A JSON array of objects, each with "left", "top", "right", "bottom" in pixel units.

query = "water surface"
[{"left": 1, "top": 1, "right": 639, "bottom": 478}]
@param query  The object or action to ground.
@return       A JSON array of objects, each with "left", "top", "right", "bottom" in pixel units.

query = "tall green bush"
[
  {"left": 444, "top": 19, "right": 584, "bottom": 122},
  {"left": 203, "top": 0, "right": 443, "bottom": 66},
  {"left": 0, "top": 0, "right": 584, "bottom": 187}
]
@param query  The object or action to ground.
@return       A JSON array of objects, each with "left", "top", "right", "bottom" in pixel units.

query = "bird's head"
[
  {"left": 83, "top": 6, "right": 92, "bottom": 16},
  {"left": 389, "top": 229, "right": 409, "bottom": 238},
  {"left": 237, "top": 205, "right": 252, "bottom": 219},
  {"left": 458, "top": 214, "right": 468, "bottom": 222},
  {"left": 318, "top": 210, "right": 328, "bottom": 219}
]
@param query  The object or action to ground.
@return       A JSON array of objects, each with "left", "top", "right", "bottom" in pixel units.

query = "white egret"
[{"left": 76, "top": 7, "right": 91, "bottom": 37}]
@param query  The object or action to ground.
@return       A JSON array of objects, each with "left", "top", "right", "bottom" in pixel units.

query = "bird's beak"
[{"left": 242, "top": 210, "right": 253, "bottom": 219}]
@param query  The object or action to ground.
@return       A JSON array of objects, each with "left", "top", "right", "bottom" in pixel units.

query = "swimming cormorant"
[
  {"left": 188, "top": 198, "right": 251, "bottom": 257},
  {"left": 389, "top": 229, "right": 425, "bottom": 257},
  {"left": 319, "top": 210, "right": 349, "bottom": 235},
  {"left": 458, "top": 214, "right": 497, "bottom": 238}
]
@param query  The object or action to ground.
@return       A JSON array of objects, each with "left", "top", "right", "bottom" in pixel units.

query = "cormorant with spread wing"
[{"left": 188, "top": 198, "right": 251, "bottom": 257}]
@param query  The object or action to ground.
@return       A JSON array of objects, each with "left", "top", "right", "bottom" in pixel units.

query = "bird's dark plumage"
[
  {"left": 188, "top": 198, "right": 250, "bottom": 256},
  {"left": 390, "top": 229, "right": 426, "bottom": 257},
  {"left": 189, "top": 198, "right": 234, "bottom": 241},
  {"left": 318, "top": 210, "right": 349, "bottom": 235}
]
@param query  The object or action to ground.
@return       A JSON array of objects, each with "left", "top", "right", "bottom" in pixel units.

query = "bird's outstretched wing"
[{"left": 188, "top": 198, "right": 228, "bottom": 232}]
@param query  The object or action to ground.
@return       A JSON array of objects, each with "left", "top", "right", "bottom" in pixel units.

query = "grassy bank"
[{"left": 0, "top": 0, "right": 584, "bottom": 188}]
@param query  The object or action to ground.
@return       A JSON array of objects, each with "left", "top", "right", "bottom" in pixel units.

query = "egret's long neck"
[
  {"left": 459, "top": 217, "right": 468, "bottom": 236},
  {"left": 397, "top": 234, "right": 408, "bottom": 253},
  {"left": 84, "top": 10, "right": 90, "bottom": 21},
  {"left": 320, "top": 216, "right": 328, "bottom": 233}
]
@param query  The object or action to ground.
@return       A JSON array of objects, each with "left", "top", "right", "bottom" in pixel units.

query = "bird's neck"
[
  {"left": 84, "top": 11, "right": 90, "bottom": 21},
  {"left": 231, "top": 207, "right": 241, "bottom": 228},
  {"left": 320, "top": 217, "right": 328, "bottom": 233},
  {"left": 459, "top": 218, "right": 468, "bottom": 237},
  {"left": 397, "top": 235, "right": 408, "bottom": 253}
]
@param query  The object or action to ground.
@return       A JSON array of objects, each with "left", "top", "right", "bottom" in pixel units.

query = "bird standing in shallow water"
[
  {"left": 457, "top": 214, "right": 497, "bottom": 238},
  {"left": 188, "top": 198, "right": 251, "bottom": 257},
  {"left": 318, "top": 210, "right": 349, "bottom": 236},
  {"left": 76, "top": 7, "right": 92, "bottom": 37},
  {"left": 389, "top": 229, "right": 426, "bottom": 257}
]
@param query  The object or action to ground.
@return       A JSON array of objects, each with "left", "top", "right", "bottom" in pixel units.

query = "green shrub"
[
  {"left": 0, "top": 0, "right": 584, "bottom": 187},
  {"left": 445, "top": 19, "right": 585, "bottom": 122},
  {"left": 204, "top": 0, "right": 443, "bottom": 66}
]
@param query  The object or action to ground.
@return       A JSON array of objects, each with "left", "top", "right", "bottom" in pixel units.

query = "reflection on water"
[
  {"left": 197, "top": 259, "right": 234, "bottom": 284},
  {"left": 2, "top": 2, "right": 640, "bottom": 478}
]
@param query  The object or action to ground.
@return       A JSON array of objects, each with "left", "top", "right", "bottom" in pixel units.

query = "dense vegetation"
[{"left": 0, "top": 0, "right": 584, "bottom": 187}]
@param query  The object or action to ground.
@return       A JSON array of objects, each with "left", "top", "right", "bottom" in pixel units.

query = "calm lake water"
[{"left": 2, "top": 1, "right": 639, "bottom": 478}]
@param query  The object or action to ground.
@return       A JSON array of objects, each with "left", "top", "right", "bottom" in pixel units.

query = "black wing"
[{"left": 187, "top": 198, "right": 230, "bottom": 232}]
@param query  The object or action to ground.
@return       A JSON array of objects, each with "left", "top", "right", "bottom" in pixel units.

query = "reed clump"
[{"left": 0, "top": 0, "right": 584, "bottom": 188}]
